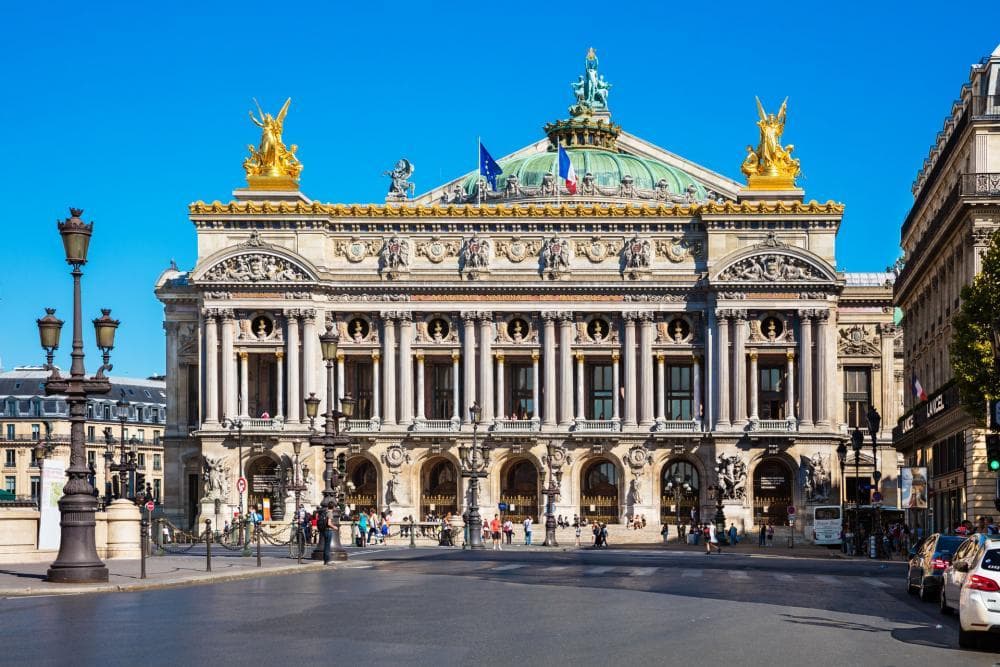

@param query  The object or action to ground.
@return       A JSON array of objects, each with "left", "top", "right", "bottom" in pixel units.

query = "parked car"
[
  {"left": 907, "top": 533, "right": 965, "bottom": 601},
  {"left": 940, "top": 535, "right": 1000, "bottom": 649}
]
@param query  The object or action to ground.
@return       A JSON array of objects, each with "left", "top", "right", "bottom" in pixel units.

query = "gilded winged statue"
[
  {"left": 243, "top": 98, "right": 303, "bottom": 182},
  {"left": 741, "top": 96, "right": 800, "bottom": 184}
]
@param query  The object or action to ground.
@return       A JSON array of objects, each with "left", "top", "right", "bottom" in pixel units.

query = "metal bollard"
[
  {"left": 256, "top": 524, "right": 262, "bottom": 567},
  {"left": 297, "top": 527, "right": 304, "bottom": 565},
  {"left": 409, "top": 520, "right": 416, "bottom": 549},
  {"left": 206, "top": 519, "right": 212, "bottom": 572},
  {"left": 242, "top": 520, "right": 251, "bottom": 557},
  {"left": 140, "top": 515, "right": 148, "bottom": 579},
  {"left": 154, "top": 518, "right": 163, "bottom": 556}
]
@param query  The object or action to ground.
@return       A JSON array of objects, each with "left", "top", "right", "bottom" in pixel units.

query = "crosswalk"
[{"left": 476, "top": 562, "right": 894, "bottom": 588}]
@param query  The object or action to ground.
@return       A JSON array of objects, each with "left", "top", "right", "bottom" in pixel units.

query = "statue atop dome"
[
  {"left": 243, "top": 98, "right": 303, "bottom": 190},
  {"left": 570, "top": 47, "right": 611, "bottom": 116},
  {"left": 741, "top": 96, "right": 801, "bottom": 190}
]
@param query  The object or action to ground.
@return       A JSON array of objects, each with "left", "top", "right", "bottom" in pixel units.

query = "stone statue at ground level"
[
  {"left": 203, "top": 456, "right": 230, "bottom": 501},
  {"left": 716, "top": 453, "right": 747, "bottom": 501}
]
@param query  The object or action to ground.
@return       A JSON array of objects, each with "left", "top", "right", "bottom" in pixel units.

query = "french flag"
[
  {"left": 912, "top": 371, "right": 928, "bottom": 402},
  {"left": 558, "top": 145, "right": 577, "bottom": 194}
]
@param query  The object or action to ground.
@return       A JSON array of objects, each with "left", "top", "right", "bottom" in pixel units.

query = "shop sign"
[{"left": 926, "top": 394, "right": 945, "bottom": 419}]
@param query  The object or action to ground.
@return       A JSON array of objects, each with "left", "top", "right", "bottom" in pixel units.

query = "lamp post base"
[
  {"left": 46, "top": 493, "right": 109, "bottom": 583},
  {"left": 467, "top": 516, "right": 485, "bottom": 549}
]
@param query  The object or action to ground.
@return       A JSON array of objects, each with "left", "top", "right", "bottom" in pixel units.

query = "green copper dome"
[{"left": 462, "top": 148, "right": 706, "bottom": 199}]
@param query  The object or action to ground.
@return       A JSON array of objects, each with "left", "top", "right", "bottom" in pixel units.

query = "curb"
[{"left": 0, "top": 561, "right": 329, "bottom": 598}]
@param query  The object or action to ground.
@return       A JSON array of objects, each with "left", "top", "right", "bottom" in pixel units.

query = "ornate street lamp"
[
  {"left": 665, "top": 472, "right": 690, "bottom": 538},
  {"left": 287, "top": 440, "right": 308, "bottom": 561},
  {"left": 220, "top": 415, "right": 246, "bottom": 548},
  {"left": 851, "top": 426, "right": 864, "bottom": 556},
  {"left": 460, "top": 402, "right": 487, "bottom": 550},
  {"left": 867, "top": 406, "right": 883, "bottom": 558},
  {"left": 102, "top": 427, "right": 115, "bottom": 504},
  {"left": 306, "top": 323, "right": 354, "bottom": 561},
  {"left": 542, "top": 442, "right": 563, "bottom": 547},
  {"left": 38, "top": 208, "right": 117, "bottom": 583}
]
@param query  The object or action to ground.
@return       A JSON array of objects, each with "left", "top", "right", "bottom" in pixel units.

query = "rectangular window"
[
  {"left": 586, "top": 364, "right": 613, "bottom": 420},
  {"left": 87, "top": 450, "right": 96, "bottom": 467},
  {"left": 87, "top": 426, "right": 95, "bottom": 443},
  {"left": 30, "top": 476, "right": 40, "bottom": 503},
  {"left": 137, "top": 429, "right": 145, "bottom": 442},
  {"left": 87, "top": 403, "right": 94, "bottom": 419},
  {"left": 346, "top": 360, "right": 374, "bottom": 420},
  {"left": 104, "top": 404, "right": 112, "bottom": 420},
  {"left": 31, "top": 424, "right": 40, "bottom": 441},
  {"left": 153, "top": 454, "right": 161, "bottom": 471},
  {"left": 665, "top": 364, "right": 693, "bottom": 420},
  {"left": 4, "top": 449, "right": 14, "bottom": 467},
  {"left": 758, "top": 364, "right": 786, "bottom": 420},
  {"left": 844, "top": 367, "right": 871, "bottom": 429},
  {"left": 428, "top": 362, "right": 452, "bottom": 420},
  {"left": 153, "top": 478, "right": 161, "bottom": 502},
  {"left": 153, "top": 432, "right": 161, "bottom": 446},
  {"left": 138, "top": 453, "right": 146, "bottom": 468},
  {"left": 508, "top": 363, "right": 534, "bottom": 419},
  {"left": 4, "top": 476, "right": 15, "bottom": 494},
  {"left": 5, "top": 424, "right": 13, "bottom": 440}
]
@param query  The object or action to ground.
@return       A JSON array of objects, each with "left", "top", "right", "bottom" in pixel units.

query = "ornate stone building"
[
  {"left": 893, "top": 44, "right": 1000, "bottom": 531},
  {"left": 156, "top": 52, "right": 902, "bottom": 538}
]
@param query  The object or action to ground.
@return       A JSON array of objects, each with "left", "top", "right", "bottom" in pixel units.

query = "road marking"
[
  {"left": 584, "top": 566, "right": 615, "bottom": 575},
  {"left": 728, "top": 570, "right": 750, "bottom": 580},
  {"left": 540, "top": 566, "right": 569, "bottom": 573},
  {"left": 862, "top": 577, "right": 889, "bottom": 589},
  {"left": 491, "top": 564, "right": 526, "bottom": 572},
  {"left": 681, "top": 569, "right": 703, "bottom": 578},
  {"left": 815, "top": 575, "right": 839, "bottom": 585},
  {"left": 631, "top": 567, "right": 658, "bottom": 577},
  {"left": 773, "top": 573, "right": 794, "bottom": 581}
]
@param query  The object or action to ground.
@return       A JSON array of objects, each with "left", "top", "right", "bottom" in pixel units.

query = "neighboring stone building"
[
  {"left": 0, "top": 368, "right": 167, "bottom": 504},
  {"left": 157, "top": 51, "right": 902, "bottom": 539},
  {"left": 893, "top": 44, "right": 1000, "bottom": 532}
]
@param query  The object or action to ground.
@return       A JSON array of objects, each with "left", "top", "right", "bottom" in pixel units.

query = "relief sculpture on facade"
[
  {"left": 838, "top": 324, "right": 881, "bottom": 356},
  {"left": 802, "top": 452, "right": 831, "bottom": 503},
  {"left": 716, "top": 453, "right": 747, "bottom": 501},
  {"left": 717, "top": 253, "right": 822, "bottom": 282},
  {"left": 203, "top": 254, "right": 309, "bottom": 282}
]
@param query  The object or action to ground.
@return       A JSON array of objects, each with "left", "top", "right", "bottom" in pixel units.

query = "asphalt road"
[{"left": 1, "top": 547, "right": 995, "bottom": 666}]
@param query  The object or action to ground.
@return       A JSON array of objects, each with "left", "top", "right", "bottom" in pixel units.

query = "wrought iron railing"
[
  {"left": 961, "top": 172, "right": 1000, "bottom": 198},
  {"left": 971, "top": 95, "right": 1000, "bottom": 118}
]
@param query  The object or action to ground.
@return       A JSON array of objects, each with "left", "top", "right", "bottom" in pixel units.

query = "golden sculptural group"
[
  {"left": 740, "top": 97, "right": 801, "bottom": 190},
  {"left": 243, "top": 98, "right": 302, "bottom": 190}
]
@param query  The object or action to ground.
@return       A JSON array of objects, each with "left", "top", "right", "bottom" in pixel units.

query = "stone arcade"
[{"left": 156, "top": 52, "right": 903, "bottom": 539}]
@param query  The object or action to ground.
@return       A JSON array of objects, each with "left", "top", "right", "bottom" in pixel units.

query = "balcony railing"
[
  {"left": 412, "top": 418, "right": 460, "bottom": 432},
  {"left": 748, "top": 418, "right": 797, "bottom": 433},
  {"left": 971, "top": 95, "right": 1000, "bottom": 118},
  {"left": 242, "top": 417, "right": 284, "bottom": 431},
  {"left": 961, "top": 172, "right": 1000, "bottom": 198},
  {"left": 573, "top": 419, "right": 621, "bottom": 433},
  {"left": 492, "top": 418, "right": 540, "bottom": 433},
  {"left": 655, "top": 419, "right": 701, "bottom": 433},
  {"left": 344, "top": 418, "right": 381, "bottom": 433}
]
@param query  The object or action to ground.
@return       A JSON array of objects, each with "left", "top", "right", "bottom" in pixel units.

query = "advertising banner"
[
  {"left": 900, "top": 467, "right": 928, "bottom": 509},
  {"left": 38, "top": 460, "right": 66, "bottom": 550}
]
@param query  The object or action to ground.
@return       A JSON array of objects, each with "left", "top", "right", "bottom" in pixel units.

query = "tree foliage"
[{"left": 950, "top": 231, "right": 1000, "bottom": 417}]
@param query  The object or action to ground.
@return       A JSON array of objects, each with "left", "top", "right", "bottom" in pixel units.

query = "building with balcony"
[
  {"left": 893, "top": 44, "right": 1000, "bottom": 532},
  {"left": 156, "top": 51, "right": 902, "bottom": 536},
  {"left": 0, "top": 368, "right": 166, "bottom": 505}
]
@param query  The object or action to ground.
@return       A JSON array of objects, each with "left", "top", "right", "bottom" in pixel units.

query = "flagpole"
[
  {"left": 477, "top": 136, "right": 482, "bottom": 207},
  {"left": 555, "top": 139, "right": 560, "bottom": 208}
]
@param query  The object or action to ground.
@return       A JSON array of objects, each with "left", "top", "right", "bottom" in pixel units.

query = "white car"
[{"left": 940, "top": 534, "right": 1000, "bottom": 649}]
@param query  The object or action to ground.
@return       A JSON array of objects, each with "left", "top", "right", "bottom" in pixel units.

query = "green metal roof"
[{"left": 461, "top": 147, "right": 706, "bottom": 198}]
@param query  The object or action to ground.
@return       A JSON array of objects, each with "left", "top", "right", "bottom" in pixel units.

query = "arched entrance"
[
  {"left": 581, "top": 459, "right": 619, "bottom": 524},
  {"left": 346, "top": 458, "right": 378, "bottom": 514},
  {"left": 247, "top": 455, "right": 282, "bottom": 521},
  {"left": 660, "top": 460, "right": 700, "bottom": 525},
  {"left": 421, "top": 457, "right": 458, "bottom": 519},
  {"left": 500, "top": 459, "right": 539, "bottom": 524},
  {"left": 753, "top": 458, "right": 793, "bottom": 526}
]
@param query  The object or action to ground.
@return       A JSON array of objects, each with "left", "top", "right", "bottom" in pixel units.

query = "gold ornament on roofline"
[
  {"left": 243, "top": 98, "right": 303, "bottom": 190},
  {"left": 741, "top": 97, "right": 801, "bottom": 190}
]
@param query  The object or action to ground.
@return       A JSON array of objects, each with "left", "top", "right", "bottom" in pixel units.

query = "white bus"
[{"left": 812, "top": 506, "right": 843, "bottom": 546}]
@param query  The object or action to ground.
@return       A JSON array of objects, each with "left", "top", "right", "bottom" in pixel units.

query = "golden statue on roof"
[
  {"left": 741, "top": 96, "right": 801, "bottom": 190},
  {"left": 243, "top": 98, "right": 303, "bottom": 190}
]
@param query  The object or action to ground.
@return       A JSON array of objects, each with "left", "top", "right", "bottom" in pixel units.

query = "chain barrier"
[{"left": 158, "top": 518, "right": 207, "bottom": 554}]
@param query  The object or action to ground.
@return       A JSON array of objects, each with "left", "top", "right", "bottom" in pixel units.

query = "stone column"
[
  {"left": 692, "top": 354, "right": 702, "bottom": 425},
  {"left": 461, "top": 312, "right": 477, "bottom": 422},
  {"left": 879, "top": 323, "right": 899, "bottom": 432},
  {"left": 623, "top": 312, "right": 638, "bottom": 428},
  {"left": 239, "top": 351, "right": 249, "bottom": 418},
  {"left": 495, "top": 352, "right": 505, "bottom": 419},
  {"left": 716, "top": 311, "right": 730, "bottom": 428},
  {"left": 165, "top": 321, "right": 180, "bottom": 428},
  {"left": 656, "top": 353, "right": 666, "bottom": 422},
  {"left": 203, "top": 313, "right": 219, "bottom": 424},
  {"left": 798, "top": 310, "right": 814, "bottom": 426},
  {"left": 542, "top": 312, "right": 557, "bottom": 427},
  {"left": 285, "top": 311, "right": 301, "bottom": 423},
  {"left": 749, "top": 350, "right": 759, "bottom": 421},
  {"left": 558, "top": 313, "right": 574, "bottom": 426},
  {"left": 575, "top": 351, "right": 585, "bottom": 421},
  {"left": 415, "top": 351, "right": 425, "bottom": 421},
  {"left": 785, "top": 351, "right": 796, "bottom": 421},
  {"left": 639, "top": 314, "right": 655, "bottom": 427},
  {"left": 478, "top": 313, "right": 494, "bottom": 421},
  {"left": 451, "top": 350, "right": 461, "bottom": 422},
  {"left": 371, "top": 350, "right": 381, "bottom": 422},
  {"left": 531, "top": 351, "right": 540, "bottom": 420},
  {"left": 336, "top": 352, "right": 345, "bottom": 403},
  {"left": 221, "top": 311, "right": 236, "bottom": 419},
  {"left": 382, "top": 313, "right": 397, "bottom": 426},
  {"left": 275, "top": 351, "right": 284, "bottom": 420},
  {"left": 611, "top": 351, "right": 621, "bottom": 422},
  {"left": 733, "top": 311, "right": 748, "bottom": 424},
  {"left": 815, "top": 310, "right": 829, "bottom": 427},
  {"left": 302, "top": 310, "right": 318, "bottom": 413},
  {"left": 398, "top": 313, "right": 414, "bottom": 425}
]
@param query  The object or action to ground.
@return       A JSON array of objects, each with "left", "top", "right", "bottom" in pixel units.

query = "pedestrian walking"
[
  {"left": 600, "top": 523, "right": 608, "bottom": 548},
  {"left": 706, "top": 523, "right": 721, "bottom": 554},
  {"left": 358, "top": 511, "right": 369, "bottom": 547},
  {"left": 523, "top": 516, "right": 533, "bottom": 545},
  {"left": 766, "top": 523, "right": 774, "bottom": 547},
  {"left": 728, "top": 523, "right": 738, "bottom": 546},
  {"left": 318, "top": 503, "right": 332, "bottom": 564},
  {"left": 575, "top": 523, "right": 582, "bottom": 547},
  {"left": 758, "top": 523, "right": 766, "bottom": 547},
  {"left": 661, "top": 523, "right": 670, "bottom": 544},
  {"left": 503, "top": 518, "right": 513, "bottom": 545},
  {"left": 491, "top": 514, "right": 502, "bottom": 551}
]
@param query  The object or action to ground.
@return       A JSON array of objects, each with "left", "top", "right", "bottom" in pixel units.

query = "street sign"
[
  {"left": 786, "top": 505, "right": 796, "bottom": 516},
  {"left": 145, "top": 500, "right": 155, "bottom": 512},
  {"left": 498, "top": 502, "right": 508, "bottom": 511},
  {"left": 237, "top": 477, "right": 247, "bottom": 494},
  {"left": 872, "top": 491, "right": 882, "bottom": 503}
]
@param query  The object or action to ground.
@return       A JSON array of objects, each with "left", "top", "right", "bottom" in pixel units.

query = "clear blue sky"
[{"left": 1, "top": 1, "right": 998, "bottom": 377}]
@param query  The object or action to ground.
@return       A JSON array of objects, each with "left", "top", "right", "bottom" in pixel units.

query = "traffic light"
[{"left": 987, "top": 435, "right": 1000, "bottom": 472}]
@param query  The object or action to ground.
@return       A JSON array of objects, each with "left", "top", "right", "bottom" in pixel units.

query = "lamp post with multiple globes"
[{"left": 459, "top": 402, "right": 488, "bottom": 550}]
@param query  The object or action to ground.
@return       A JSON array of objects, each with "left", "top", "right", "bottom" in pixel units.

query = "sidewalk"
[{"left": 0, "top": 553, "right": 328, "bottom": 597}]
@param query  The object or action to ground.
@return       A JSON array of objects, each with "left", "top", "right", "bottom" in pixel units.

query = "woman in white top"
[{"left": 706, "top": 523, "right": 721, "bottom": 554}]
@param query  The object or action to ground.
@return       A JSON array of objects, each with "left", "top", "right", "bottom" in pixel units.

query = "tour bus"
[{"left": 812, "top": 506, "right": 843, "bottom": 546}]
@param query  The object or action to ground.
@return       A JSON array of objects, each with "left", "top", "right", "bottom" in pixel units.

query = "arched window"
[
  {"left": 581, "top": 459, "right": 619, "bottom": 523},
  {"left": 661, "top": 460, "right": 700, "bottom": 524},
  {"left": 500, "top": 459, "right": 538, "bottom": 523}
]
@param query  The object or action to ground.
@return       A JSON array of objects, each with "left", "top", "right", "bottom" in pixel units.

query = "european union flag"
[{"left": 479, "top": 143, "right": 503, "bottom": 191}]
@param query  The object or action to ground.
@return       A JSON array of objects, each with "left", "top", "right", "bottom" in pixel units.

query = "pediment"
[
  {"left": 191, "top": 232, "right": 319, "bottom": 284},
  {"left": 711, "top": 243, "right": 837, "bottom": 284}
]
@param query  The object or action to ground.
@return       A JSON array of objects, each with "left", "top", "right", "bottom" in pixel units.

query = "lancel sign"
[{"left": 898, "top": 385, "right": 955, "bottom": 435}]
